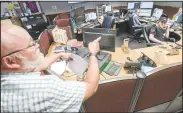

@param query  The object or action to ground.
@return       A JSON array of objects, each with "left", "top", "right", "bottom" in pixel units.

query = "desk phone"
[{"left": 53, "top": 46, "right": 65, "bottom": 53}]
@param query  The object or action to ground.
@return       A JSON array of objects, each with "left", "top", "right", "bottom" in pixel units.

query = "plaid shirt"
[{"left": 1, "top": 72, "right": 86, "bottom": 112}]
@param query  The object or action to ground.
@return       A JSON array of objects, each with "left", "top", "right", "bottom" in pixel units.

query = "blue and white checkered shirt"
[{"left": 1, "top": 72, "right": 86, "bottom": 112}]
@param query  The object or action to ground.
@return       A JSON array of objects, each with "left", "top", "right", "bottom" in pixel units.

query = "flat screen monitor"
[
  {"left": 128, "top": 2, "right": 140, "bottom": 9},
  {"left": 140, "top": 2, "right": 153, "bottom": 8},
  {"left": 69, "top": 9, "right": 75, "bottom": 18},
  {"left": 139, "top": 9, "right": 152, "bottom": 17},
  {"left": 75, "top": 7, "right": 85, "bottom": 17},
  {"left": 82, "top": 28, "right": 116, "bottom": 35},
  {"left": 75, "top": 15, "right": 85, "bottom": 26},
  {"left": 134, "top": 2, "right": 141, "bottom": 9},
  {"left": 82, "top": 28, "right": 116, "bottom": 52}
]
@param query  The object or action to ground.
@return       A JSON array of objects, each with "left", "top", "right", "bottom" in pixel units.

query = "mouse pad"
[{"left": 67, "top": 54, "right": 89, "bottom": 76}]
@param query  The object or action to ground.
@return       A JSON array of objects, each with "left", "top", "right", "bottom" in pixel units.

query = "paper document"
[
  {"left": 141, "top": 65, "right": 155, "bottom": 75},
  {"left": 50, "top": 61, "right": 67, "bottom": 75}
]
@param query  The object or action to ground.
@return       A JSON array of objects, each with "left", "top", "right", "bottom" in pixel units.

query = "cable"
[{"left": 100, "top": 73, "right": 106, "bottom": 79}]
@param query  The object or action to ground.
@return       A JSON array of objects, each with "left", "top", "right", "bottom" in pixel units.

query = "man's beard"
[{"left": 22, "top": 53, "right": 44, "bottom": 71}]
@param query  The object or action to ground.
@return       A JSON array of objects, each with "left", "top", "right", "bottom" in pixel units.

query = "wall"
[
  {"left": 153, "top": 1, "right": 182, "bottom": 19},
  {"left": 154, "top": 1, "right": 182, "bottom": 7},
  {"left": 39, "top": 1, "right": 128, "bottom": 15}
]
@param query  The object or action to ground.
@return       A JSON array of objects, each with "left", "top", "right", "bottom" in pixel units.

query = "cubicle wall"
[
  {"left": 84, "top": 78, "right": 137, "bottom": 112},
  {"left": 82, "top": 63, "right": 182, "bottom": 112},
  {"left": 134, "top": 63, "right": 182, "bottom": 112}
]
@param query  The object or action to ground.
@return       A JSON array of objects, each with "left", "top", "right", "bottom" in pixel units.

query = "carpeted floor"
[{"left": 115, "top": 32, "right": 147, "bottom": 49}]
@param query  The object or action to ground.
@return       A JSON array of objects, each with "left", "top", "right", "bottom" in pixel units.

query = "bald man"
[{"left": 1, "top": 24, "right": 101, "bottom": 112}]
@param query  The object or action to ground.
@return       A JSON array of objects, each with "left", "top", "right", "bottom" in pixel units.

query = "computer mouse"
[{"left": 136, "top": 71, "right": 146, "bottom": 78}]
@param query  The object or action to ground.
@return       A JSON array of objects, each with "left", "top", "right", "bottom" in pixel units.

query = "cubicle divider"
[
  {"left": 80, "top": 62, "right": 182, "bottom": 112},
  {"left": 134, "top": 63, "right": 182, "bottom": 112},
  {"left": 83, "top": 77, "right": 137, "bottom": 112}
]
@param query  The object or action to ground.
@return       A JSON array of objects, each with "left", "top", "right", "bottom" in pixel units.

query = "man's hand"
[
  {"left": 160, "top": 41, "right": 167, "bottom": 45},
  {"left": 34, "top": 52, "right": 72, "bottom": 72},
  {"left": 61, "top": 53, "right": 73, "bottom": 61},
  {"left": 88, "top": 37, "right": 101, "bottom": 54}
]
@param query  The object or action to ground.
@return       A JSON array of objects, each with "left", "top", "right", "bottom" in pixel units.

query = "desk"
[
  {"left": 74, "top": 18, "right": 127, "bottom": 34},
  {"left": 47, "top": 31, "right": 182, "bottom": 81}
]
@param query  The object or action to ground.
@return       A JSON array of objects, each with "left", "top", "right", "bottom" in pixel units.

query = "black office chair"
[
  {"left": 160, "top": 13, "right": 168, "bottom": 18},
  {"left": 101, "top": 15, "right": 115, "bottom": 29},
  {"left": 128, "top": 14, "right": 145, "bottom": 43}
]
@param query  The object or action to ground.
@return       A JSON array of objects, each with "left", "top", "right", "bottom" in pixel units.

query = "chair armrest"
[
  {"left": 168, "top": 38, "right": 176, "bottom": 42},
  {"left": 146, "top": 43, "right": 161, "bottom": 47},
  {"left": 134, "top": 29, "right": 142, "bottom": 33},
  {"left": 47, "top": 25, "right": 55, "bottom": 29},
  {"left": 132, "top": 25, "right": 144, "bottom": 29}
]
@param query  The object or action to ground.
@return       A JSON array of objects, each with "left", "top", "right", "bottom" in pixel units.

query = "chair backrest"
[
  {"left": 58, "top": 12, "right": 69, "bottom": 19},
  {"left": 55, "top": 19, "right": 70, "bottom": 27},
  {"left": 38, "top": 29, "right": 53, "bottom": 55},
  {"left": 101, "top": 15, "right": 115, "bottom": 28},
  {"left": 84, "top": 79, "right": 137, "bottom": 112},
  {"left": 57, "top": 26, "right": 74, "bottom": 40},
  {"left": 134, "top": 63, "right": 182, "bottom": 112},
  {"left": 128, "top": 15, "right": 135, "bottom": 34}
]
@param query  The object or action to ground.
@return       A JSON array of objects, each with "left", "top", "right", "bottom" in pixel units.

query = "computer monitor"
[
  {"left": 75, "top": 7, "right": 85, "bottom": 17},
  {"left": 128, "top": 2, "right": 140, "bottom": 9},
  {"left": 82, "top": 28, "right": 116, "bottom": 35},
  {"left": 82, "top": 28, "right": 116, "bottom": 52},
  {"left": 69, "top": 9, "right": 75, "bottom": 18},
  {"left": 85, "top": 12, "right": 97, "bottom": 22},
  {"left": 139, "top": 9, "right": 152, "bottom": 17},
  {"left": 75, "top": 15, "right": 85, "bottom": 26},
  {"left": 140, "top": 2, "right": 153, "bottom": 9},
  {"left": 134, "top": 2, "right": 141, "bottom": 9}
]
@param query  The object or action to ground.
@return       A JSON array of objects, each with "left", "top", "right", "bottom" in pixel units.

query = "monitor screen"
[
  {"left": 85, "top": 12, "right": 97, "bottom": 22},
  {"left": 82, "top": 28, "right": 116, "bottom": 52},
  {"left": 128, "top": 2, "right": 140, "bottom": 9},
  {"left": 82, "top": 27, "right": 116, "bottom": 35},
  {"left": 140, "top": 2, "right": 153, "bottom": 8},
  {"left": 75, "top": 15, "right": 85, "bottom": 26},
  {"left": 75, "top": 7, "right": 85, "bottom": 17},
  {"left": 69, "top": 9, "right": 75, "bottom": 18},
  {"left": 139, "top": 9, "right": 152, "bottom": 17},
  {"left": 134, "top": 2, "right": 141, "bottom": 9}
]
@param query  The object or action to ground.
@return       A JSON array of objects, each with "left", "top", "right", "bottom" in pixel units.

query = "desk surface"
[{"left": 48, "top": 30, "right": 182, "bottom": 81}]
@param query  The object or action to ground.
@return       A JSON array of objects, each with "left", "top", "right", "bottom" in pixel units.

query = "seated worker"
[
  {"left": 132, "top": 8, "right": 141, "bottom": 26},
  {"left": 1, "top": 24, "right": 101, "bottom": 112},
  {"left": 98, "top": 11, "right": 115, "bottom": 28},
  {"left": 148, "top": 17, "right": 170, "bottom": 44}
]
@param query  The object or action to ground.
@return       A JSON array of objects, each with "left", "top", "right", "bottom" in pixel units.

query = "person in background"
[
  {"left": 148, "top": 17, "right": 170, "bottom": 44},
  {"left": 132, "top": 8, "right": 141, "bottom": 26},
  {"left": 1, "top": 24, "right": 101, "bottom": 112}
]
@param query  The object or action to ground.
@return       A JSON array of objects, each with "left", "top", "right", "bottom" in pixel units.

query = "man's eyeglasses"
[{"left": 1, "top": 40, "right": 37, "bottom": 59}]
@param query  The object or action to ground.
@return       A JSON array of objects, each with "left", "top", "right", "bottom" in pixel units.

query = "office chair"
[
  {"left": 160, "top": 13, "right": 168, "bottom": 18},
  {"left": 55, "top": 19, "right": 70, "bottom": 27},
  {"left": 101, "top": 15, "right": 115, "bottom": 28},
  {"left": 58, "top": 12, "right": 69, "bottom": 19},
  {"left": 128, "top": 15, "right": 145, "bottom": 43},
  {"left": 38, "top": 29, "right": 53, "bottom": 55}
]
